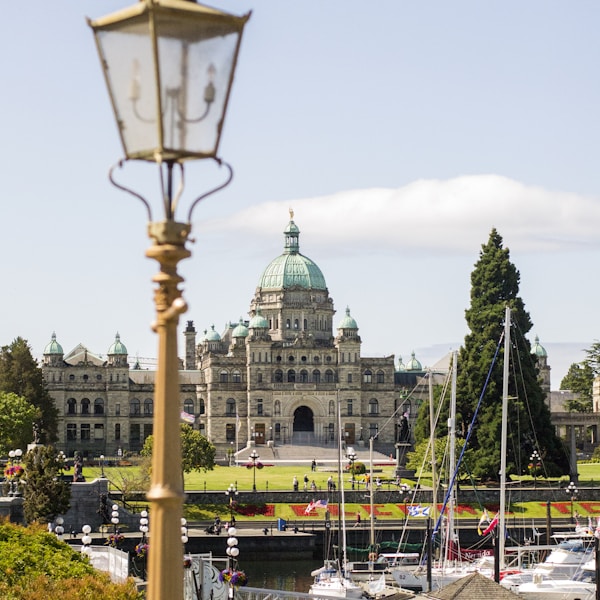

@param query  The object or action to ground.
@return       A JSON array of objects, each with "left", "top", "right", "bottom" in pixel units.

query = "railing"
[{"left": 238, "top": 587, "right": 341, "bottom": 600}]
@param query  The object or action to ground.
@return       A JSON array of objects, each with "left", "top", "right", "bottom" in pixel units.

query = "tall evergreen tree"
[
  {"left": 0, "top": 337, "right": 58, "bottom": 443},
  {"left": 455, "top": 229, "right": 568, "bottom": 480}
]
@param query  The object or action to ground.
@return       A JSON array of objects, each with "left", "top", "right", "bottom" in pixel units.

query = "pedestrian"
[
  {"left": 353, "top": 512, "right": 361, "bottom": 528},
  {"left": 310, "top": 480, "right": 317, "bottom": 492},
  {"left": 303, "top": 474, "right": 309, "bottom": 491},
  {"left": 327, "top": 475, "right": 334, "bottom": 491},
  {"left": 311, "top": 459, "right": 317, "bottom": 471},
  {"left": 293, "top": 475, "right": 299, "bottom": 491}
]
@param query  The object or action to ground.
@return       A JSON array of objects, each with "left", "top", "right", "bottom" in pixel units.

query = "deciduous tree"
[
  {"left": 560, "top": 362, "right": 593, "bottom": 412},
  {"left": 0, "top": 391, "right": 40, "bottom": 454}
]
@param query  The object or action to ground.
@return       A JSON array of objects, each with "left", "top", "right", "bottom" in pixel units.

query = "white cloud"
[{"left": 199, "top": 175, "right": 600, "bottom": 257}]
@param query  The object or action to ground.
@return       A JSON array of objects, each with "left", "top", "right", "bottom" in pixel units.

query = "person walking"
[
  {"left": 303, "top": 474, "right": 309, "bottom": 491},
  {"left": 293, "top": 475, "right": 299, "bottom": 491},
  {"left": 353, "top": 512, "right": 361, "bottom": 528}
]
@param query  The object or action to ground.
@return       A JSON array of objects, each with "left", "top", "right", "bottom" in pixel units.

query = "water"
[{"left": 244, "top": 559, "right": 322, "bottom": 593}]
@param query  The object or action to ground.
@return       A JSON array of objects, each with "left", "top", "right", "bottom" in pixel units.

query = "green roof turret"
[{"left": 44, "top": 332, "right": 63, "bottom": 355}]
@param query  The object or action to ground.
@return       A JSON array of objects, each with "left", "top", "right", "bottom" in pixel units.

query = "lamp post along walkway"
[{"left": 87, "top": 3, "right": 250, "bottom": 599}]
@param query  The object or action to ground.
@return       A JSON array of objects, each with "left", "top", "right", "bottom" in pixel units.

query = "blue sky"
[{"left": 1, "top": 1, "right": 599, "bottom": 388}]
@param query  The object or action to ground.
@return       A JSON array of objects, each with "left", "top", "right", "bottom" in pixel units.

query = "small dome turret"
[
  {"left": 337, "top": 307, "right": 358, "bottom": 330},
  {"left": 108, "top": 332, "right": 128, "bottom": 355},
  {"left": 232, "top": 318, "right": 249, "bottom": 338},
  {"left": 205, "top": 325, "right": 221, "bottom": 342},
  {"left": 532, "top": 335, "right": 547, "bottom": 358},
  {"left": 405, "top": 351, "right": 422, "bottom": 371},
  {"left": 397, "top": 356, "right": 406, "bottom": 372},
  {"left": 249, "top": 307, "right": 269, "bottom": 329},
  {"left": 44, "top": 332, "right": 63, "bottom": 355}
]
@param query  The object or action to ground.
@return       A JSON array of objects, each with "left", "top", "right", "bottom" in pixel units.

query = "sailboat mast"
[
  {"left": 337, "top": 395, "right": 348, "bottom": 569},
  {"left": 447, "top": 351, "right": 458, "bottom": 560},
  {"left": 429, "top": 371, "right": 438, "bottom": 529},
  {"left": 499, "top": 306, "right": 511, "bottom": 569}
]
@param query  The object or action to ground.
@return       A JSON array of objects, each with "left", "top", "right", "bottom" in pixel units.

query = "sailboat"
[{"left": 308, "top": 398, "right": 363, "bottom": 599}]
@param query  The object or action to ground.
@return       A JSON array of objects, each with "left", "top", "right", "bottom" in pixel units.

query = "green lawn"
[{"left": 80, "top": 462, "right": 600, "bottom": 523}]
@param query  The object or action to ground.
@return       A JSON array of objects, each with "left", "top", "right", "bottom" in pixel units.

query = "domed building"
[{"left": 43, "top": 213, "right": 423, "bottom": 456}]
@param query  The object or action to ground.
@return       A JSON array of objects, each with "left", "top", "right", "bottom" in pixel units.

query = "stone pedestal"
[{"left": 394, "top": 442, "right": 415, "bottom": 478}]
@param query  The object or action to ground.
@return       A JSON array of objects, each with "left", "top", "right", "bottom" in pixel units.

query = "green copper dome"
[
  {"left": 232, "top": 319, "right": 249, "bottom": 338},
  {"left": 249, "top": 307, "right": 269, "bottom": 329},
  {"left": 405, "top": 351, "right": 422, "bottom": 371},
  {"left": 205, "top": 325, "right": 221, "bottom": 342},
  {"left": 108, "top": 332, "right": 127, "bottom": 355},
  {"left": 338, "top": 307, "right": 358, "bottom": 330},
  {"left": 258, "top": 213, "right": 327, "bottom": 290},
  {"left": 532, "top": 335, "right": 547, "bottom": 358},
  {"left": 44, "top": 332, "right": 63, "bottom": 355}
]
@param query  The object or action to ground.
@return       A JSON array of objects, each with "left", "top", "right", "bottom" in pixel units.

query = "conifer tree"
[
  {"left": 455, "top": 229, "right": 568, "bottom": 480},
  {"left": 0, "top": 337, "right": 58, "bottom": 443}
]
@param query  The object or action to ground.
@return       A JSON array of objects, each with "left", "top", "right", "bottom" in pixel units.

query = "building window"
[
  {"left": 347, "top": 373, "right": 352, "bottom": 383},
  {"left": 324, "top": 369, "right": 334, "bottom": 383},
  {"left": 226, "top": 424, "right": 235, "bottom": 441},
  {"left": 274, "top": 370, "right": 283, "bottom": 383},
  {"left": 328, "top": 400, "right": 335, "bottom": 416},
  {"left": 83, "top": 374, "right": 89, "bottom": 382},
  {"left": 143, "top": 398, "right": 153, "bottom": 416},
  {"left": 369, "top": 398, "right": 379, "bottom": 415},
  {"left": 328, "top": 423, "right": 334, "bottom": 440},
  {"left": 94, "top": 424, "right": 104, "bottom": 440},
  {"left": 312, "top": 370, "right": 321, "bottom": 383},
  {"left": 257, "top": 373, "right": 263, "bottom": 383},
  {"left": 96, "top": 374, "right": 102, "bottom": 381},
  {"left": 130, "top": 399, "right": 141, "bottom": 416},
  {"left": 377, "top": 371, "right": 385, "bottom": 384},
  {"left": 303, "top": 319, "right": 307, "bottom": 330},
  {"left": 274, "top": 400, "right": 281, "bottom": 416},
  {"left": 81, "top": 424, "right": 91, "bottom": 441},
  {"left": 94, "top": 398, "right": 104, "bottom": 415},
  {"left": 257, "top": 399, "right": 263, "bottom": 416},
  {"left": 294, "top": 319, "right": 299, "bottom": 329},
  {"left": 199, "top": 399, "right": 205, "bottom": 415},
  {"left": 226, "top": 398, "right": 236, "bottom": 417},
  {"left": 286, "top": 319, "right": 291, "bottom": 329},
  {"left": 184, "top": 398, "right": 195, "bottom": 414},
  {"left": 115, "top": 403, "right": 121, "bottom": 416},
  {"left": 347, "top": 399, "right": 353, "bottom": 416},
  {"left": 369, "top": 423, "right": 378, "bottom": 438},
  {"left": 130, "top": 424, "right": 141, "bottom": 442},
  {"left": 67, "top": 398, "right": 76, "bottom": 415},
  {"left": 69, "top": 374, "right": 75, "bottom": 381},
  {"left": 363, "top": 370, "right": 372, "bottom": 383},
  {"left": 81, "top": 398, "right": 90, "bottom": 415},
  {"left": 199, "top": 423, "right": 206, "bottom": 434},
  {"left": 275, "top": 423, "right": 281, "bottom": 440},
  {"left": 115, "top": 423, "right": 121, "bottom": 440},
  {"left": 144, "top": 424, "right": 153, "bottom": 441},
  {"left": 287, "top": 370, "right": 296, "bottom": 383},
  {"left": 67, "top": 424, "right": 77, "bottom": 441},
  {"left": 232, "top": 370, "right": 241, "bottom": 383},
  {"left": 300, "top": 370, "right": 308, "bottom": 383},
  {"left": 220, "top": 370, "right": 229, "bottom": 383}
]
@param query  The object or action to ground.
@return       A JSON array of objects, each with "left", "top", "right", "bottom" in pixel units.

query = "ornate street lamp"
[
  {"left": 347, "top": 449, "right": 357, "bottom": 490},
  {"left": 225, "top": 483, "right": 238, "bottom": 523},
  {"left": 226, "top": 526, "right": 240, "bottom": 598},
  {"left": 100, "top": 454, "right": 106, "bottom": 478},
  {"left": 248, "top": 450, "right": 260, "bottom": 492},
  {"left": 566, "top": 481, "right": 578, "bottom": 523},
  {"left": 529, "top": 450, "right": 541, "bottom": 487},
  {"left": 88, "top": 3, "right": 250, "bottom": 600},
  {"left": 54, "top": 517, "right": 65, "bottom": 538},
  {"left": 81, "top": 524, "right": 93, "bottom": 557},
  {"left": 7, "top": 449, "right": 23, "bottom": 496},
  {"left": 399, "top": 483, "right": 411, "bottom": 525}
]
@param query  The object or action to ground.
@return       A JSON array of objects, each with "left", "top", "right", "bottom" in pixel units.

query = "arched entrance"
[{"left": 293, "top": 406, "right": 314, "bottom": 445}]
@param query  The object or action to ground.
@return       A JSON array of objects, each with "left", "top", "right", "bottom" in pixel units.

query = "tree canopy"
[
  {"left": 141, "top": 424, "right": 216, "bottom": 473},
  {"left": 0, "top": 392, "right": 40, "bottom": 454},
  {"left": 560, "top": 361, "right": 593, "bottom": 412},
  {"left": 0, "top": 337, "right": 58, "bottom": 443},
  {"left": 23, "top": 445, "right": 71, "bottom": 524},
  {"left": 447, "top": 229, "right": 568, "bottom": 480}
]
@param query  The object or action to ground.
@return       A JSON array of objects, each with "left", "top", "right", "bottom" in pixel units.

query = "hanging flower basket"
[
  {"left": 134, "top": 542, "right": 148, "bottom": 557},
  {"left": 4, "top": 465, "right": 24, "bottom": 479},
  {"left": 106, "top": 533, "right": 125, "bottom": 547},
  {"left": 219, "top": 568, "right": 248, "bottom": 588}
]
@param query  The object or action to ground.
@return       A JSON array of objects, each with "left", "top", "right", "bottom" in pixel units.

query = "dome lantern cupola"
[
  {"left": 232, "top": 318, "right": 249, "bottom": 339},
  {"left": 405, "top": 351, "right": 422, "bottom": 372},
  {"left": 532, "top": 335, "right": 548, "bottom": 358},
  {"left": 107, "top": 332, "right": 128, "bottom": 367},
  {"left": 44, "top": 332, "right": 64, "bottom": 356}
]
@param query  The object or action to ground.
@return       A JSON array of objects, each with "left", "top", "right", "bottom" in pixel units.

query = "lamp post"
[
  {"left": 8, "top": 449, "right": 23, "bottom": 496},
  {"left": 347, "top": 449, "right": 357, "bottom": 490},
  {"left": 566, "top": 481, "right": 578, "bottom": 523},
  {"left": 99, "top": 454, "right": 105, "bottom": 478},
  {"left": 529, "top": 450, "right": 541, "bottom": 487},
  {"left": 399, "top": 483, "right": 411, "bottom": 525},
  {"left": 249, "top": 450, "right": 260, "bottom": 492},
  {"left": 226, "top": 526, "right": 239, "bottom": 598},
  {"left": 226, "top": 483, "right": 238, "bottom": 523},
  {"left": 54, "top": 517, "right": 65, "bottom": 538},
  {"left": 111, "top": 504, "right": 120, "bottom": 535},
  {"left": 81, "top": 524, "right": 93, "bottom": 557},
  {"left": 88, "top": 4, "right": 249, "bottom": 600}
]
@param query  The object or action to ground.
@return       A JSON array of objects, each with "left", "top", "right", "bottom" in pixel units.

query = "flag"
[
  {"left": 477, "top": 509, "right": 490, "bottom": 535},
  {"left": 180, "top": 411, "right": 195, "bottom": 424},
  {"left": 408, "top": 505, "right": 431, "bottom": 517},
  {"left": 304, "top": 501, "right": 316, "bottom": 515},
  {"left": 315, "top": 499, "right": 328, "bottom": 509},
  {"left": 481, "top": 512, "right": 499, "bottom": 536}
]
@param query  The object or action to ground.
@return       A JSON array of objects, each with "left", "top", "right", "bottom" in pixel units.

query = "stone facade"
[{"left": 40, "top": 216, "right": 437, "bottom": 458}]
